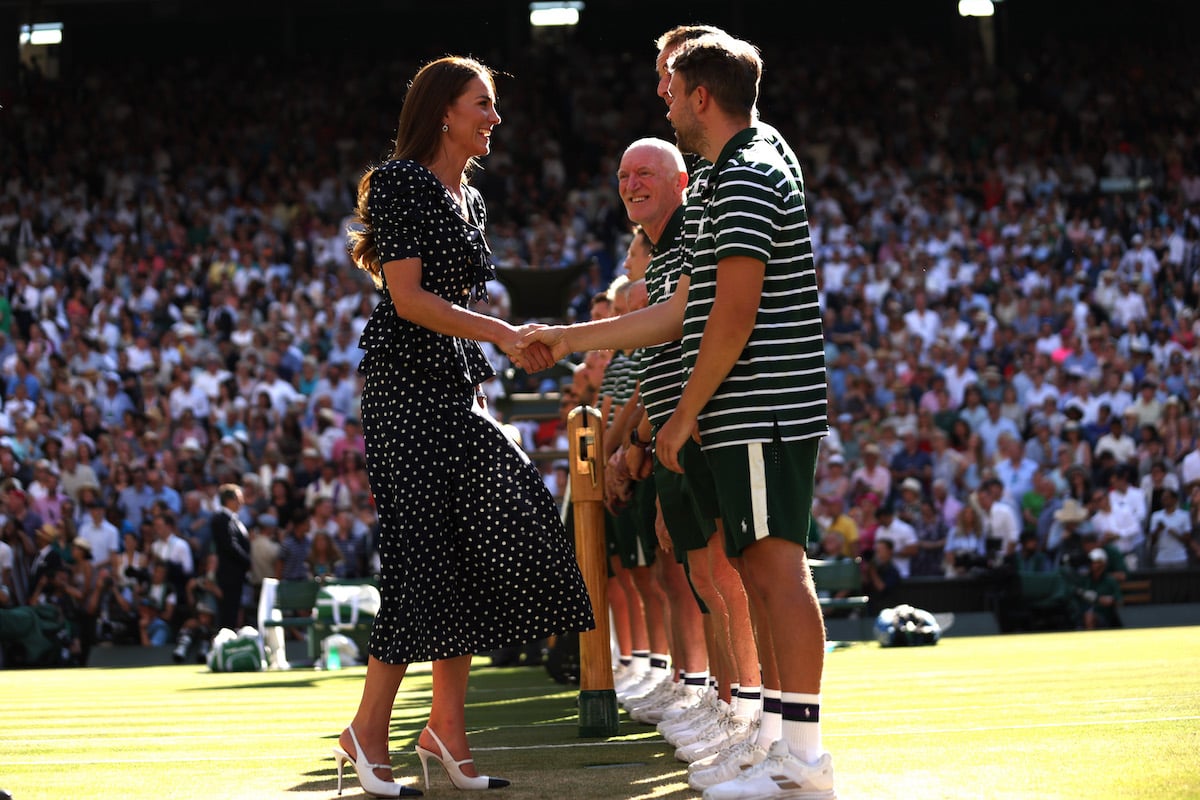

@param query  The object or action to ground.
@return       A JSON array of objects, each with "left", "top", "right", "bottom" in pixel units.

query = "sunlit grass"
[{"left": 2, "top": 628, "right": 1199, "bottom": 800}]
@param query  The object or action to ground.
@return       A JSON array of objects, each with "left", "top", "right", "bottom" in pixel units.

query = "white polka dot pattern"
[{"left": 356, "top": 159, "right": 595, "bottom": 664}]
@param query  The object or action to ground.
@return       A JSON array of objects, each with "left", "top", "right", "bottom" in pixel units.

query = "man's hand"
[
  {"left": 654, "top": 504, "right": 673, "bottom": 554},
  {"left": 655, "top": 411, "right": 699, "bottom": 473},
  {"left": 517, "top": 325, "right": 572, "bottom": 363},
  {"left": 502, "top": 323, "right": 555, "bottom": 372},
  {"left": 604, "top": 449, "right": 633, "bottom": 513},
  {"left": 625, "top": 442, "right": 653, "bottom": 480}
]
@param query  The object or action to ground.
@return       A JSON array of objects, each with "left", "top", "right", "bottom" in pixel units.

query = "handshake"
[{"left": 503, "top": 324, "right": 570, "bottom": 373}]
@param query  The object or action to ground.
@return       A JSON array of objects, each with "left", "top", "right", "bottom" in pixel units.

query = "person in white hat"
[{"left": 1072, "top": 548, "right": 1122, "bottom": 630}]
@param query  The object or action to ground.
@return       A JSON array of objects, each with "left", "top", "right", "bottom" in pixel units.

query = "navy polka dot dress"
[{"left": 357, "top": 159, "right": 595, "bottom": 664}]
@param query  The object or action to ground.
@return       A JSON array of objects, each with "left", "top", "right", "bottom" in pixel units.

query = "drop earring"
[{"left": 442, "top": 124, "right": 449, "bottom": 132}]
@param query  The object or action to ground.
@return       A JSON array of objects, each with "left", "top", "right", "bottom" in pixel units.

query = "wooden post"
[{"left": 567, "top": 405, "right": 619, "bottom": 737}]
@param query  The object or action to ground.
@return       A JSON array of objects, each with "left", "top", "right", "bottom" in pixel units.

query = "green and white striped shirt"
[
  {"left": 680, "top": 126, "right": 829, "bottom": 450},
  {"left": 599, "top": 349, "right": 635, "bottom": 427},
  {"left": 638, "top": 206, "right": 689, "bottom": 431}
]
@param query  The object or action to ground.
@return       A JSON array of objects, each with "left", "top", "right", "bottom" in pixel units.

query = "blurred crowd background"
[{"left": 1, "top": 0, "right": 1199, "bottom": 664}]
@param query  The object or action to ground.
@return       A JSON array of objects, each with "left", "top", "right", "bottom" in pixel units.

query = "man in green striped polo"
[
  {"left": 518, "top": 30, "right": 837, "bottom": 800},
  {"left": 653, "top": 34, "right": 837, "bottom": 800}
]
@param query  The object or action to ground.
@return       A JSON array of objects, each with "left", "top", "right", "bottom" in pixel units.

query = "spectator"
[
  {"left": 1148, "top": 484, "right": 1191, "bottom": 569},
  {"left": 977, "top": 478, "right": 1020, "bottom": 565},
  {"left": 58, "top": 447, "right": 99, "bottom": 504},
  {"left": 305, "top": 530, "right": 344, "bottom": 582},
  {"left": 1006, "top": 531, "right": 1054, "bottom": 575},
  {"left": 116, "top": 465, "right": 156, "bottom": 533},
  {"left": 1108, "top": 464, "right": 1148, "bottom": 529},
  {"left": 943, "top": 504, "right": 988, "bottom": 577},
  {"left": 910, "top": 498, "right": 948, "bottom": 578},
  {"left": 815, "top": 454, "right": 851, "bottom": 506},
  {"left": 177, "top": 490, "right": 214, "bottom": 563},
  {"left": 1095, "top": 415, "right": 1137, "bottom": 464},
  {"left": 210, "top": 484, "right": 252, "bottom": 631},
  {"left": 136, "top": 560, "right": 177, "bottom": 647},
  {"left": 1088, "top": 488, "right": 1143, "bottom": 570},
  {"left": 872, "top": 504, "right": 918, "bottom": 579},
  {"left": 89, "top": 552, "right": 138, "bottom": 645},
  {"left": 850, "top": 443, "right": 891, "bottom": 502},
  {"left": 275, "top": 512, "right": 312, "bottom": 582},
  {"left": 331, "top": 509, "right": 368, "bottom": 580},
  {"left": 174, "top": 552, "right": 221, "bottom": 663},
  {"left": 145, "top": 468, "right": 182, "bottom": 517},
  {"left": 248, "top": 513, "right": 282, "bottom": 600},
  {"left": 149, "top": 511, "right": 194, "bottom": 599},
  {"left": 77, "top": 499, "right": 120, "bottom": 564},
  {"left": 304, "top": 456, "right": 352, "bottom": 511},
  {"left": 813, "top": 493, "right": 859, "bottom": 558},
  {"left": 1070, "top": 549, "right": 1123, "bottom": 630},
  {"left": 861, "top": 538, "right": 902, "bottom": 614},
  {"left": 31, "top": 462, "right": 69, "bottom": 528},
  {"left": 889, "top": 430, "right": 932, "bottom": 498}
]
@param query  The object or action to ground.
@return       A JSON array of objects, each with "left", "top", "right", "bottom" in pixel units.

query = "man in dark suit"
[{"left": 210, "top": 484, "right": 251, "bottom": 630}]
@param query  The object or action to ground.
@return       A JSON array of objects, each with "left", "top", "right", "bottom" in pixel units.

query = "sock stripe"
[
  {"left": 781, "top": 701, "right": 820, "bottom": 723},
  {"left": 650, "top": 656, "right": 669, "bottom": 670},
  {"left": 763, "top": 696, "right": 783, "bottom": 715}
]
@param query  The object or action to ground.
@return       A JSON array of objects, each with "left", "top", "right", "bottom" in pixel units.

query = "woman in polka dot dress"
[{"left": 331, "top": 56, "right": 594, "bottom": 798}]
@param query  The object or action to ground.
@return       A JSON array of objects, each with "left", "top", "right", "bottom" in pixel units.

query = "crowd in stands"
[{"left": 2, "top": 26, "right": 1200, "bottom": 665}]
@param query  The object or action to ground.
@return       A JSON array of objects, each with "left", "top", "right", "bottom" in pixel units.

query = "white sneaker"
[
  {"left": 688, "top": 717, "right": 760, "bottom": 773},
  {"left": 701, "top": 740, "right": 836, "bottom": 800},
  {"left": 621, "top": 673, "right": 670, "bottom": 707},
  {"left": 628, "top": 681, "right": 685, "bottom": 722},
  {"left": 688, "top": 735, "right": 768, "bottom": 790},
  {"left": 624, "top": 676, "right": 672, "bottom": 705},
  {"left": 614, "top": 667, "right": 650, "bottom": 695},
  {"left": 669, "top": 704, "right": 735, "bottom": 749},
  {"left": 612, "top": 662, "right": 635, "bottom": 687},
  {"left": 636, "top": 685, "right": 703, "bottom": 724},
  {"left": 675, "top": 713, "right": 754, "bottom": 763},
  {"left": 659, "top": 691, "right": 722, "bottom": 742}
]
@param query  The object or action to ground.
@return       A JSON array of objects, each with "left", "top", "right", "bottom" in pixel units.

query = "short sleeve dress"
[{"left": 356, "top": 159, "right": 594, "bottom": 664}]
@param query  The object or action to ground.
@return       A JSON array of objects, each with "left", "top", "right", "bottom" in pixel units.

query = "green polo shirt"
[{"left": 680, "top": 126, "right": 829, "bottom": 450}]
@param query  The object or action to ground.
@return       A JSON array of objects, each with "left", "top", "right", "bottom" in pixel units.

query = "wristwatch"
[{"left": 630, "top": 428, "right": 650, "bottom": 448}]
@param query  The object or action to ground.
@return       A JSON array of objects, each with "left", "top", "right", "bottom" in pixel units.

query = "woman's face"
[{"left": 444, "top": 75, "right": 501, "bottom": 159}]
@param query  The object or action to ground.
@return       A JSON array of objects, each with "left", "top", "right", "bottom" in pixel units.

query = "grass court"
[{"left": 3, "top": 626, "right": 1198, "bottom": 800}]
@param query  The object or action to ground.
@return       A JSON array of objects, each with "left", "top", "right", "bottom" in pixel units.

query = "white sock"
[
  {"left": 649, "top": 652, "right": 671, "bottom": 679},
  {"left": 631, "top": 650, "right": 650, "bottom": 675},
  {"left": 733, "top": 685, "right": 762, "bottom": 721},
  {"left": 682, "top": 671, "right": 709, "bottom": 693},
  {"left": 757, "top": 688, "right": 783, "bottom": 748},
  {"left": 781, "top": 691, "right": 822, "bottom": 763}
]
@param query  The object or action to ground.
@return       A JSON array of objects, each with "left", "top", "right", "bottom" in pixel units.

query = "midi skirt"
[{"left": 359, "top": 354, "right": 595, "bottom": 664}]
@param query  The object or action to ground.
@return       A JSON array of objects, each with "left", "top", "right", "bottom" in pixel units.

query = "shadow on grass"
[
  {"left": 181, "top": 674, "right": 363, "bottom": 691},
  {"left": 282, "top": 662, "right": 693, "bottom": 798}
]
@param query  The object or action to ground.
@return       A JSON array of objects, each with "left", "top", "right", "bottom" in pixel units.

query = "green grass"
[{"left": 3, "top": 627, "right": 1200, "bottom": 800}]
